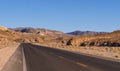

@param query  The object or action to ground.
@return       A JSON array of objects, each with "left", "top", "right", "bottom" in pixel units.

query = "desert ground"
[{"left": 0, "top": 26, "right": 120, "bottom": 70}]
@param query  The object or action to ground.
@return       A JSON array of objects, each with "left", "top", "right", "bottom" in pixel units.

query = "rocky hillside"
[
  {"left": 1, "top": 26, "right": 120, "bottom": 48},
  {"left": 0, "top": 26, "right": 17, "bottom": 48},
  {"left": 12, "top": 27, "right": 67, "bottom": 37},
  {"left": 67, "top": 30, "right": 107, "bottom": 36},
  {"left": 0, "top": 27, "right": 51, "bottom": 48},
  {"left": 0, "top": 26, "right": 71, "bottom": 49},
  {"left": 67, "top": 30, "right": 120, "bottom": 47}
]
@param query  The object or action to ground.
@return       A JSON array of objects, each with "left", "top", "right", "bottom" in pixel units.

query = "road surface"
[{"left": 21, "top": 43, "right": 120, "bottom": 71}]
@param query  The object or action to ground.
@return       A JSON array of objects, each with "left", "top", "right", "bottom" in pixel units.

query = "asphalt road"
[{"left": 22, "top": 43, "right": 120, "bottom": 71}]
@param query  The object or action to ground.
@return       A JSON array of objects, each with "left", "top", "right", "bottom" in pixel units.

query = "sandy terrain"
[
  {"left": 0, "top": 44, "right": 19, "bottom": 71},
  {"left": 39, "top": 43, "right": 120, "bottom": 61},
  {"left": 61, "top": 46, "right": 120, "bottom": 60}
]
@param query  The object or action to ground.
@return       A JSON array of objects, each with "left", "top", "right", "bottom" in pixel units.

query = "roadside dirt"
[{"left": 0, "top": 44, "right": 19, "bottom": 71}]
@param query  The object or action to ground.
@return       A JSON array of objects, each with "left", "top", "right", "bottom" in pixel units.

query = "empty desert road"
[{"left": 21, "top": 43, "right": 120, "bottom": 71}]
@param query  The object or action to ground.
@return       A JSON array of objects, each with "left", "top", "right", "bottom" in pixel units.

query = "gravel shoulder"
[{"left": 0, "top": 44, "right": 19, "bottom": 71}]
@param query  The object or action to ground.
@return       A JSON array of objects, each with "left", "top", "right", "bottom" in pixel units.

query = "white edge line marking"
[{"left": 22, "top": 46, "right": 27, "bottom": 71}]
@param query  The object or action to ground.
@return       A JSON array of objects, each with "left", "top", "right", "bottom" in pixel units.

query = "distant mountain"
[
  {"left": 12, "top": 27, "right": 67, "bottom": 37},
  {"left": 67, "top": 30, "right": 107, "bottom": 36}
]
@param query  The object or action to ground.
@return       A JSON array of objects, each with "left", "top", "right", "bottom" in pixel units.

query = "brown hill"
[
  {"left": 0, "top": 26, "right": 67, "bottom": 48},
  {"left": 0, "top": 29, "right": 18, "bottom": 49},
  {"left": 66, "top": 30, "right": 120, "bottom": 47},
  {"left": 0, "top": 26, "right": 8, "bottom": 31},
  {"left": 12, "top": 27, "right": 67, "bottom": 37}
]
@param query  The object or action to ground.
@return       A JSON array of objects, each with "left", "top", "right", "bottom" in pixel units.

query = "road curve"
[{"left": 22, "top": 43, "right": 120, "bottom": 71}]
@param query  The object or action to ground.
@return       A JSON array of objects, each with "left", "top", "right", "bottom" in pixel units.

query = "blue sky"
[{"left": 0, "top": 0, "right": 120, "bottom": 32}]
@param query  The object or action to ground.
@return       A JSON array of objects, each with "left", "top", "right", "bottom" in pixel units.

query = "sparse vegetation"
[
  {"left": 66, "top": 30, "right": 120, "bottom": 47},
  {"left": 0, "top": 26, "right": 120, "bottom": 60}
]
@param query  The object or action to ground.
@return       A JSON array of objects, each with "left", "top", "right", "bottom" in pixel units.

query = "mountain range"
[
  {"left": 67, "top": 30, "right": 107, "bottom": 36},
  {"left": 11, "top": 27, "right": 66, "bottom": 37},
  {"left": 1, "top": 26, "right": 120, "bottom": 48},
  {"left": 12, "top": 27, "right": 107, "bottom": 36}
]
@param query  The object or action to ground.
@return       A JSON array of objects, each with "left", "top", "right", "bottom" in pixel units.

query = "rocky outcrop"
[
  {"left": 66, "top": 30, "right": 120, "bottom": 47},
  {"left": 80, "top": 41, "right": 120, "bottom": 47}
]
